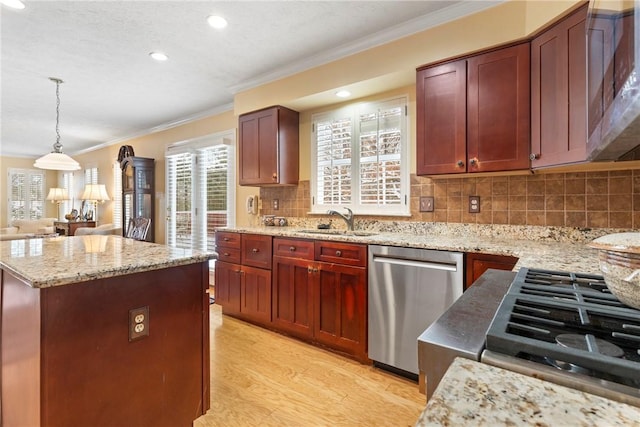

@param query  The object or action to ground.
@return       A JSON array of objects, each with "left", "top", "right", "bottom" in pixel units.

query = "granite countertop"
[
  {"left": 416, "top": 358, "right": 640, "bottom": 426},
  {"left": 0, "top": 235, "right": 213, "bottom": 288},
  {"left": 220, "top": 221, "right": 609, "bottom": 274}
]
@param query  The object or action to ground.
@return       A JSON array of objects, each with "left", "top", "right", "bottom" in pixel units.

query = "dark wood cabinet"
[
  {"left": 238, "top": 105, "right": 299, "bottom": 186},
  {"left": 416, "top": 60, "right": 467, "bottom": 175},
  {"left": 214, "top": 232, "right": 272, "bottom": 325},
  {"left": 53, "top": 220, "right": 95, "bottom": 236},
  {"left": 120, "top": 156, "right": 155, "bottom": 242},
  {"left": 465, "top": 252, "right": 518, "bottom": 289},
  {"left": 531, "top": 5, "right": 587, "bottom": 168},
  {"left": 417, "top": 42, "right": 530, "bottom": 175},
  {"left": 214, "top": 261, "right": 241, "bottom": 315},
  {"left": 314, "top": 261, "right": 367, "bottom": 359},
  {"left": 271, "top": 237, "right": 367, "bottom": 362}
]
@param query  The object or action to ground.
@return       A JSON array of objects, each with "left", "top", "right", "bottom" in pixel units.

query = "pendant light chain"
[{"left": 51, "top": 77, "right": 63, "bottom": 153}]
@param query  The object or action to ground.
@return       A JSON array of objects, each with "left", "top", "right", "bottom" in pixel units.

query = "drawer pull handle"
[
  {"left": 223, "top": 237, "right": 230, "bottom": 241},
  {"left": 289, "top": 246, "right": 296, "bottom": 252},
  {"left": 252, "top": 248, "right": 259, "bottom": 253},
  {"left": 335, "top": 250, "right": 342, "bottom": 257},
  {"left": 223, "top": 252, "right": 230, "bottom": 257}
]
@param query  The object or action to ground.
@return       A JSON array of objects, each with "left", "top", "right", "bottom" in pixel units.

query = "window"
[
  {"left": 112, "top": 161, "right": 123, "bottom": 229},
  {"left": 166, "top": 131, "right": 235, "bottom": 252},
  {"left": 7, "top": 169, "right": 46, "bottom": 222},
  {"left": 311, "top": 97, "right": 409, "bottom": 216},
  {"left": 85, "top": 167, "right": 98, "bottom": 185},
  {"left": 61, "top": 172, "right": 76, "bottom": 217}
]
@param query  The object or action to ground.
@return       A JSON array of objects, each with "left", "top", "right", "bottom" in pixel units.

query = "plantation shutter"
[
  {"left": 197, "top": 145, "right": 230, "bottom": 252},
  {"left": 312, "top": 97, "right": 408, "bottom": 215},
  {"left": 359, "top": 102, "right": 403, "bottom": 207},
  {"left": 315, "top": 115, "right": 352, "bottom": 206},
  {"left": 8, "top": 169, "right": 46, "bottom": 222},
  {"left": 112, "top": 161, "right": 122, "bottom": 231}
]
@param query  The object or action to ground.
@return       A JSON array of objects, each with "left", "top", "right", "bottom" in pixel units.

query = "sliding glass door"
[{"left": 165, "top": 132, "right": 235, "bottom": 251}]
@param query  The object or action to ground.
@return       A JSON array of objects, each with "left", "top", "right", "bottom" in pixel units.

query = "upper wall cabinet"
[
  {"left": 530, "top": 5, "right": 588, "bottom": 168},
  {"left": 238, "top": 105, "right": 299, "bottom": 186},
  {"left": 417, "top": 42, "right": 531, "bottom": 175}
]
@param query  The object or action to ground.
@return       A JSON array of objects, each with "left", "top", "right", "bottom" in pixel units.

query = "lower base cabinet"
[
  {"left": 241, "top": 264, "right": 272, "bottom": 324},
  {"left": 271, "top": 237, "right": 367, "bottom": 362},
  {"left": 215, "top": 261, "right": 241, "bottom": 315}
]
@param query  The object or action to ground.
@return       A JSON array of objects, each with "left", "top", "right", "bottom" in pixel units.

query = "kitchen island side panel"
[{"left": 1, "top": 261, "right": 209, "bottom": 427}]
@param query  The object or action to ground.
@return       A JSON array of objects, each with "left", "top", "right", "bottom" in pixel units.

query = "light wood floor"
[{"left": 194, "top": 304, "right": 426, "bottom": 427}]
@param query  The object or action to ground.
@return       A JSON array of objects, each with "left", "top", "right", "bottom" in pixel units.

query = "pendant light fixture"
[{"left": 34, "top": 77, "right": 81, "bottom": 171}]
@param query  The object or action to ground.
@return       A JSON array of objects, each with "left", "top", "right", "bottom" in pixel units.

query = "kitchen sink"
[{"left": 296, "top": 229, "right": 378, "bottom": 237}]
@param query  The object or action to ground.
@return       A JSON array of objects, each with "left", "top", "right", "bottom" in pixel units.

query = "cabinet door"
[
  {"left": 214, "top": 261, "right": 241, "bottom": 315},
  {"left": 314, "top": 263, "right": 367, "bottom": 361},
  {"left": 465, "top": 253, "right": 518, "bottom": 290},
  {"left": 272, "top": 256, "right": 313, "bottom": 339},
  {"left": 240, "top": 265, "right": 272, "bottom": 324},
  {"left": 587, "top": 15, "right": 615, "bottom": 141},
  {"left": 416, "top": 60, "right": 467, "bottom": 175},
  {"left": 467, "top": 43, "right": 531, "bottom": 172},
  {"left": 531, "top": 6, "right": 587, "bottom": 167},
  {"left": 239, "top": 108, "right": 278, "bottom": 185}
]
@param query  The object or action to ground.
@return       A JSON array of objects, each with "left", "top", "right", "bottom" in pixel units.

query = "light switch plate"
[{"left": 419, "top": 196, "right": 434, "bottom": 212}]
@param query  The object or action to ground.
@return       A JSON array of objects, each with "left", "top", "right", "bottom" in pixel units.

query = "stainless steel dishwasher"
[{"left": 368, "top": 245, "right": 463, "bottom": 377}]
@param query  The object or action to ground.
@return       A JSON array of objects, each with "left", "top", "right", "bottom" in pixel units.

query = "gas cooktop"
[{"left": 485, "top": 268, "right": 640, "bottom": 389}]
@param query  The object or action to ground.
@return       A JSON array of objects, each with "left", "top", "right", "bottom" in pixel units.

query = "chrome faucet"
[{"left": 327, "top": 207, "right": 354, "bottom": 231}]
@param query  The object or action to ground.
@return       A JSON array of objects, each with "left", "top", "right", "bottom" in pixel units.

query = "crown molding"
[{"left": 73, "top": 102, "right": 234, "bottom": 155}]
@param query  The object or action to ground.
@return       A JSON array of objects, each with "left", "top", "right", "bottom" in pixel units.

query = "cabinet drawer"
[
  {"left": 241, "top": 234, "right": 273, "bottom": 269},
  {"left": 216, "top": 231, "right": 241, "bottom": 249},
  {"left": 273, "top": 238, "right": 314, "bottom": 260},
  {"left": 216, "top": 247, "right": 241, "bottom": 264},
  {"left": 315, "top": 241, "right": 367, "bottom": 267}
]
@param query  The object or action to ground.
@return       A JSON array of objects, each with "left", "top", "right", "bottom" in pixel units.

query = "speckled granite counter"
[
  {"left": 219, "top": 221, "right": 618, "bottom": 274},
  {"left": 416, "top": 358, "right": 640, "bottom": 426},
  {"left": 0, "top": 235, "right": 213, "bottom": 288}
]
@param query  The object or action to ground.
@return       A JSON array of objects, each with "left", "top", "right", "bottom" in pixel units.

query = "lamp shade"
[
  {"left": 34, "top": 152, "right": 81, "bottom": 171},
  {"left": 81, "top": 184, "right": 110, "bottom": 202},
  {"left": 46, "top": 187, "right": 69, "bottom": 203}
]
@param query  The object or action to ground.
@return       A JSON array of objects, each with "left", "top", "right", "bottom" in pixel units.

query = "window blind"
[{"left": 112, "top": 161, "right": 122, "bottom": 229}]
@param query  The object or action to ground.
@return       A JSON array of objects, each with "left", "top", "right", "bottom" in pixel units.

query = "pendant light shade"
[{"left": 34, "top": 78, "right": 81, "bottom": 171}]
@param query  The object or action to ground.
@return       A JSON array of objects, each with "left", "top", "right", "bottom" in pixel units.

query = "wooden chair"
[{"left": 126, "top": 217, "right": 151, "bottom": 241}]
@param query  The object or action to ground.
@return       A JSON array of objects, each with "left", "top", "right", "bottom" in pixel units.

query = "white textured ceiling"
[{"left": 1, "top": 1, "right": 499, "bottom": 159}]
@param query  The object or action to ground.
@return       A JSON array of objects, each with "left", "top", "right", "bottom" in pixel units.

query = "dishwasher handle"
[{"left": 372, "top": 255, "right": 458, "bottom": 272}]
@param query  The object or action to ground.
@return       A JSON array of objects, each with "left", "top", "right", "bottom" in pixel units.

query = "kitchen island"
[
  {"left": 0, "top": 235, "right": 212, "bottom": 427},
  {"left": 416, "top": 357, "right": 640, "bottom": 426}
]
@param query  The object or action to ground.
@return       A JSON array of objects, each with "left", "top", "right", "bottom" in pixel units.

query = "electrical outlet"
[
  {"left": 419, "top": 196, "right": 434, "bottom": 212},
  {"left": 469, "top": 196, "right": 480, "bottom": 213},
  {"left": 129, "top": 306, "right": 149, "bottom": 341},
  {"left": 273, "top": 199, "right": 279, "bottom": 210}
]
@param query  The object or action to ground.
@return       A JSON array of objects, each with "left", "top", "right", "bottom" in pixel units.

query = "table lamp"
[
  {"left": 46, "top": 187, "right": 69, "bottom": 219},
  {"left": 81, "top": 184, "right": 110, "bottom": 221}
]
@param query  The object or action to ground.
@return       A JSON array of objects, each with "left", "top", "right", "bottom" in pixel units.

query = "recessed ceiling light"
[
  {"left": 207, "top": 15, "right": 228, "bottom": 29},
  {"left": 149, "top": 52, "right": 168, "bottom": 61},
  {"left": 336, "top": 90, "right": 351, "bottom": 98},
  {"left": 1, "top": 0, "right": 26, "bottom": 9}
]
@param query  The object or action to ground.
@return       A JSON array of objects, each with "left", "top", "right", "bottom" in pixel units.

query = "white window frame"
[
  {"left": 7, "top": 168, "right": 47, "bottom": 223},
  {"left": 311, "top": 96, "right": 409, "bottom": 216}
]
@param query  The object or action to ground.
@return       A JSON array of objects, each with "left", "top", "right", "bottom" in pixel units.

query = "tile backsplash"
[{"left": 260, "top": 169, "right": 640, "bottom": 229}]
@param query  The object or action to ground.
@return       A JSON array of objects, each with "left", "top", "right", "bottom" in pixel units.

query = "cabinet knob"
[
  {"left": 308, "top": 266, "right": 313, "bottom": 273},
  {"left": 335, "top": 250, "right": 342, "bottom": 257},
  {"left": 223, "top": 237, "right": 230, "bottom": 241},
  {"left": 469, "top": 158, "right": 478, "bottom": 166},
  {"left": 252, "top": 248, "right": 259, "bottom": 253},
  {"left": 272, "top": 173, "right": 278, "bottom": 181},
  {"left": 529, "top": 153, "right": 539, "bottom": 161},
  {"left": 223, "top": 252, "right": 230, "bottom": 257},
  {"left": 289, "top": 246, "right": 296, "bottom": 252},
  {"left": 456, "top": 160, "right": 464, "bottom": 167}
]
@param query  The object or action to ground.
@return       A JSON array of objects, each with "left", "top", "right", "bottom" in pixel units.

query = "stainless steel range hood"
[{"left": 587, "top": 0, "right": 640, "bottom": 161}]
